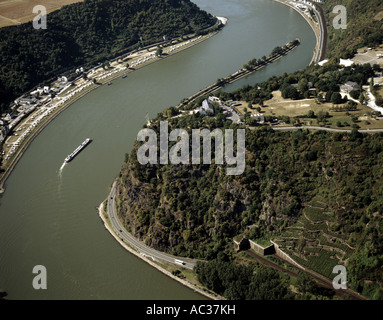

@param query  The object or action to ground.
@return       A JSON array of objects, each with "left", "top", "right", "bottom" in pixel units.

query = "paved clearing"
[{"left": 352, "top": 46, "right": 383, "bottom": 66}]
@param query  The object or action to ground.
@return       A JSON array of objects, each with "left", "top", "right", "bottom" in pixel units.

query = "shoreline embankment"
[
  {"left": 271, "top": 0, "right": 325, "bottom": 64},
  {"left": 98, "top": 194, "right": 222, "bottom": 301}
]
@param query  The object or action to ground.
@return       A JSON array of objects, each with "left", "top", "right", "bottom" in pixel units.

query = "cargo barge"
[{"left": 64, "top": 138, "right": 91, "bottom": 163}]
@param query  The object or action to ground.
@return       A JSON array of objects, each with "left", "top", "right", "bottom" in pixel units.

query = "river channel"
[{"left": 0, "top": 0, "right": 315, "bottom": 299}]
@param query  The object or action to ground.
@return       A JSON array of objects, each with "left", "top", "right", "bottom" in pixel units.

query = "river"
[{"left": 0, "top": 0, "right": 315, "bottom": 299}]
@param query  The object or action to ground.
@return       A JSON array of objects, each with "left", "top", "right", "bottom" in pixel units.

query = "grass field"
[
  {"left": 0, "top": 0, "right": 84, "bottom": 28},
  {"left": 235, "top": 90, "right": 383, "bottom": 130}
]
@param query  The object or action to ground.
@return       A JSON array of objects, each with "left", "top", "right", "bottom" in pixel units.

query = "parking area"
[{"left": 352, "top": 46, "right": 383, "bottom": 66}]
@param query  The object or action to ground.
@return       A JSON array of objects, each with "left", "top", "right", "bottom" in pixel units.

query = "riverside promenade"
[{"left": 272, "top": 0, "right": 326, "bottom": 64}]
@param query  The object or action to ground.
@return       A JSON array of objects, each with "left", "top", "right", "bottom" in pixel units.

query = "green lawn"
[{"left": 237, "top": 90, "right": 383, "bottom": 130}]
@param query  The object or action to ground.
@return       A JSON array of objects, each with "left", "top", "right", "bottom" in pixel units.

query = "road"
[
  {"left": 313, "top": 10, "right": 324, "bottom": 64},
  {"left": 314, "top": 3, "right": 327, "bottom": 63},
  {"left": 106, "top": 181, "right": 197, "bottom": 270},
  {"left": 269, "top": 125, "right": 383, "bottom": 133}
]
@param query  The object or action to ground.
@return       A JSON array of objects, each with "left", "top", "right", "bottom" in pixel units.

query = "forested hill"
[
  {"left": 322, "top": 0, "right": 383, "bottom": 58},
  {"left": 117, "top": 110, "right": 383, "bottom": 298},
  {"left": 0, "top": 0, "right": 216, "bottom": 112}
]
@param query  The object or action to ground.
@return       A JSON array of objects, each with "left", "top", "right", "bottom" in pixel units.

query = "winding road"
[
  {"left": 106, "top": 181, "right": 197, "bottom": 270},
  {"left": 270, "top": 126, "right": 383, "bottom": 133}
]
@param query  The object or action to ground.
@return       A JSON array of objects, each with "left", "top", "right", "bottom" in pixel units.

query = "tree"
[
  {"left": 216, "top": 78, "right": 225, "bottom": 86},
  {"left": 271, "top": 46, "right": 283, "bottom": 56},
  {"left": 331, "top": 92, "right": 342, "bottom": 104},
  {"left": 370, "top": 77, "right": 375, "bottom": 92},
  {"left": 307, "top": 110, "right": 315, "bottom": 118},
  {"left": 317, "top": 110, "right": 329, "bottom": 123},
  {"left": 325, "top": 90, "right": 334, "bottom": 102},
  {"left": 156, "top": 46, "right": 163, "bottom": 57},
  {"left": 298, "top": 78, "right": 308, "bottom": 93},
  {"left": 350, "top": 127, "right": 362, "bottom": 141},
  {"left": 376, "top": 95, "right": 383, "bottom": 107},
  {"left": 349, "top": 90, "right": 361, "bottom": 100},
  {"left": 296, "top": 272, "right": 316, "bottom": 294},
  {"left": 359, "top": 92, "right": 365, "bottom": 104},
  {"left": 282, "top": 85, "right": 298, "bottom": 100},
  {"left": 373, "top": 64, "right": 381, "bottom": 72}
]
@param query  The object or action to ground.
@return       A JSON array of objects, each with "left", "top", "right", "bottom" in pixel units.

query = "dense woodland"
[
  {"left": 194, "top": 258, "right": 295, "bottom": 300},
  {"left": 194, "top": 257, "right": 341, "bottom": 300},
  {"left": 0, "top": 0, "right": 216, "bottom": 113},
  {"left": 322, "top": 0, "right": 383, "bottom": 58}
]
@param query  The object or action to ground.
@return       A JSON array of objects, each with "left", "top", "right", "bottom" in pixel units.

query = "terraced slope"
[{"left": 274, "top": 196, "right": 355, "bottom": 278}]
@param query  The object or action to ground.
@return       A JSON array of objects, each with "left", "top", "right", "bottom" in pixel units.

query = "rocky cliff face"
[{"left": 115, "top": 132, "right": 302, "bottom": 259}]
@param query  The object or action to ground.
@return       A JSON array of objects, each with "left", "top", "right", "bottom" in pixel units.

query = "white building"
[
  {"left": 340, "top": 81, "right": 360, "bottom": 93},
  {"left": 318, "top": 59, "right": 329, "bottom": 66},
  {"left": 339, "top": 58, "right": 354, "bottom": 67},
  {"left": 58, "top": 76, "right": 68, "bottom": 83},
  {"left": 208, "top": 96, "right": 221, "bottom": 103},
  {"left": 197, "top": 99, "right": 214, "bottom": 115}
]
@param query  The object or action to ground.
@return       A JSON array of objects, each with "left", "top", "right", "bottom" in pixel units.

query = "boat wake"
[
  {"left": 58, "top": 162, "right": 66, "bottom": 176},
  {"left": 57, "top": 161, "right": 66, "bottom": 194}
]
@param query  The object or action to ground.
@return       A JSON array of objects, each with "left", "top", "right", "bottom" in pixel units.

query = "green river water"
[{"left": 0, "top": 0, "right": 315, "bottom": 299}]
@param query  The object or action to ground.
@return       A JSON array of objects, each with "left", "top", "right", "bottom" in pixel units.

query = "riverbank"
[
  {"left": 271, "top": 0, "right": 325, "bottom": 64},
  {"left": 0, "top": 27, "right": 223, "bottom": 194},
  {"left": 177, "top": 39, "right": 300, "bottom": 108},
  {"left": 98, "top": 193, "right": 222, "bottom": 301}
]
